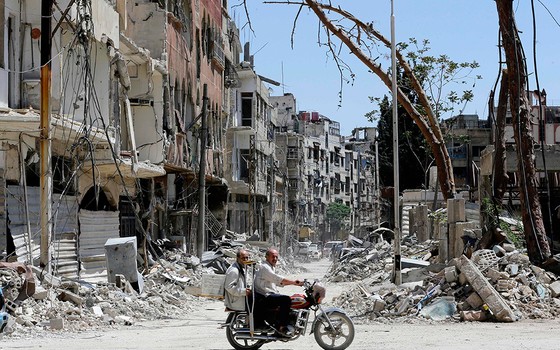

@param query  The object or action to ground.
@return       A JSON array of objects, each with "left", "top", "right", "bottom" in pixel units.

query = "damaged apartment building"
[
  {"left": 0, "top": 0, "right": 238, "bottom": 280},
  {"left": 0, "top": 0, "right": 380, "bottom": 282},
  {"left": 272, "top": 92, "right": 379, "bottom": 243}
]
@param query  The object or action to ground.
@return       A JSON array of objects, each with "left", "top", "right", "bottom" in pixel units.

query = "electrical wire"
[
  {"left": 531, "top": 0, "right": 554, "bottom": 245},
  {"left": 509, "top": 6, "right": 544, "bottom": 261}
]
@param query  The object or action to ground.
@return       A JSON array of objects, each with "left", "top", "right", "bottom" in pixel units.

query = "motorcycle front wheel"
[
  {"left": 225, "top": 312, "right": 266, "bottom": 350},
  {"left": 313, "top": 311, "right": 355, "bottom": 350}
]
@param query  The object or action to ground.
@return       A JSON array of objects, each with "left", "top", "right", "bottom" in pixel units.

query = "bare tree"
[
  {"left": 259, "top": 0, "right": 457, "bottom": 199},
  {"left": 495, "top": 0, "right": 550, "bottom": 264}
]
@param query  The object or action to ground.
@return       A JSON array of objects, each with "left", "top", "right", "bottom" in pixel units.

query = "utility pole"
[
  {"left": 197, "top": 84, "right": 208, "bottom": 259},
  {"left": 375, "top": 140, "right": 380, "bottom": 227},
  {"left": 283, "top": 172, "right": 288, "bottom": 253},
  {"left": 356, "top": 151, "right": 361, "bottom": 236},
  {"left": 390, "top": 0, "right": 402, "bottom": 285},
  {"left": 269, "top": 162, "right": 275, "bottom": 245},
  {"left": 40, "top": 0, "right": 53, "bottom": 271},
  {"left": 248, "top": 134, "right": 256, "bottom": 237}
]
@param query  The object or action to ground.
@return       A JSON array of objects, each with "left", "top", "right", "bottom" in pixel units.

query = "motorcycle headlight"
[{"left": 312, "top": 284, "right": 326, "bottom": 304}]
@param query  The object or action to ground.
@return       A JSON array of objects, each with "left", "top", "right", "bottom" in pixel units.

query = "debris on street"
[
  {"left": 328, "top": 234, "right": 560, "bottom": 323},
  {"left": 0, "top": 240, "right": 301, "bottom": 338}
]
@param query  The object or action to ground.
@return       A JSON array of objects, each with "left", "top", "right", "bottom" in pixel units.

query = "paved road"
[{"left": 2, "top": 257, "right": 560, "bottom": 349}]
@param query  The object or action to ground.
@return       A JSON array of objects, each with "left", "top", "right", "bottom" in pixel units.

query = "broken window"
[
  {"left": 287, "top": 147, "right": 298, "bottom": 159},
  {"left": 241, "top": 92, "right": 252, "bottom": 127},
  {"left": 239, "top": 149, "right": 250, "bottom": 182}
]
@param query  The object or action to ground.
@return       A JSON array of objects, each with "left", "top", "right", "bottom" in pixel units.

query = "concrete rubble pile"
[
  {"left": 0, "top": 248, "right": 211, "bottom": 337},
  {"left": 325, "top": 235, "right": 436, "bottom": 283},
  {"left": 331, "top": 242, "right": 560, "bottom": 323},
  {"left": 0, "top": 241, "right": 301, "bottom": 338}
]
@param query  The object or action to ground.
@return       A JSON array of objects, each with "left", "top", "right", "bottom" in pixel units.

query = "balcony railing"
[{"left": 212, "top": 43, "right": 225, "bottom": 70}]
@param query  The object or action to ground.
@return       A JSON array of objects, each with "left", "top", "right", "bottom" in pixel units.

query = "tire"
[
  {"left": 313, "top": 311, "right": 355, "bottom": 350},
  {"left": 225, "top": 313, "right": 266, "bottom": 350}
]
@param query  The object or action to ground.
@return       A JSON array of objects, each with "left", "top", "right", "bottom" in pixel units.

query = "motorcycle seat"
[{"left": 224, "top": 307, "right": 241, "bottom": 312}]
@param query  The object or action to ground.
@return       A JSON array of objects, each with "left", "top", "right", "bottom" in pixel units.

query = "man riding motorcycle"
[
  {"left": 253, "top": 247, "right": 303, "bottom": 336},
  {"left": 224, "top": 249, "right": 252, "bottom": 311}
]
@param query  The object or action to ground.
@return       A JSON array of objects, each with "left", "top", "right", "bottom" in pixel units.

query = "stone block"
[
  {"left": 549, "top": 280, "right": 560, "bottom": 298},
  {"left": 32, "top": 287, "right": 48, "bottom": 300},
  {"left": 372, "top": 299, "right": 387, "bottom": 312},
  {"left": 466, "top": 292, "right": 483, "bottom": 309},
  {"left": 50, "top": 318, "right": 64, "bottom": 330},
  {"left": 57, "top": 290, "right": 83, "bottom": 306},
  {"left": 486, "top": 267, "right": 510, "bottom": 283},
  {"left": 92, "top": 306, "right": 104, "bottom": 317},
  {"left": 461, "top": 310, "right": 488, "bottom": 321},
  {"left": 444, "top": 266, "right": 458, "bottom": 283},
  {"left": 447, "top": 198, "right": 466, "bottom": 223},
  {"left": 503, "top": 243, "right": 516, "bottom": 252}
]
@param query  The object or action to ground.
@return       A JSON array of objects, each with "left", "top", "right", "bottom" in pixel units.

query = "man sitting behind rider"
[
  {"left": 254, "top": 247, "right": 303, "bottom": 335},
  {"left": 224, "top": 249, "right": 252, "bottom": 311}
]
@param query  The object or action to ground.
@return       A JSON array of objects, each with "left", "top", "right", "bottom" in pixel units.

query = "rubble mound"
[
  {"left": 0, "top": 245, "right": 305, "bottom": 338},
  {"left": 329, "top": 243, "right": 560, "bottom": 323}
]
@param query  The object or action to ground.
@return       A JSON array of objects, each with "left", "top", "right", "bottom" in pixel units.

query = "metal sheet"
[{"left": 78, "top": 210, "right": 120, "bottom": 278}]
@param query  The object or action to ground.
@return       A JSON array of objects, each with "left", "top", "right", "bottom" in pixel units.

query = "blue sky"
[{"left": 231, "top": 1, "right": 560, "bottom": 136}]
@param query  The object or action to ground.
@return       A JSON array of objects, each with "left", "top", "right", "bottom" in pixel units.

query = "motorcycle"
[{"left": 222, "top": 280, "right": 354, "bottom": 350}]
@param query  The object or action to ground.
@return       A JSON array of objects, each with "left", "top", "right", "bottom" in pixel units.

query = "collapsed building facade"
[
  {"left": 0, "top": 0, "right": 235, "bottom": 279},
  {"left": 0, "top": 0, "right": 381, "bottom": 283}
]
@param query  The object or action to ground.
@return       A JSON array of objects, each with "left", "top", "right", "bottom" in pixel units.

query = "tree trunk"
[
  {"left": 304, "top": 0, "right": 455, "bottom": 200},
  {"left": 493, "top": 70, "right": 509, "bottom": 203},
  {"left": 496, "top": 0, "right": 550, "bottom": 264}
]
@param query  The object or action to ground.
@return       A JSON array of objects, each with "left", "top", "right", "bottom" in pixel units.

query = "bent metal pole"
[
  {"left": 40, "top": 0, "right": 53, "bottom": 271},
  {"left": 391, "top": 0, "right": 402, "bottom": 285}
]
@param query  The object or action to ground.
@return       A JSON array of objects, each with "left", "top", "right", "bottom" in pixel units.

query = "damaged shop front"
[
  {"left": 165, "top": 166, "right": 229, "bottom": 253},
  {"left": 0, "top": 108, "right": 167, "bottom": 283}
]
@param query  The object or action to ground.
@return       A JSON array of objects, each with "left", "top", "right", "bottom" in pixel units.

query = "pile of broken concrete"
[
  {"left": 0, "top": 243, "right": 300, "bottom": 338},
  {"left": 0, "top": 252, "right": 211, "bottom": 338},
  {"left": 330, "top": 242, "right": 560, "bottom": 323}
]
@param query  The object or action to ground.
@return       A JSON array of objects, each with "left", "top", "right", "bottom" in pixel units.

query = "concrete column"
[
  {"left": 449, "top": 221, "right": 477, "bottom": 259},
  {"left": 445, "top": 198, "right": 467, "bottom": 262},
  {"left": 437, "top": 221, "right": 448, "bottom": 263},
  {"left": 416, "top": 205, "right": 429, "bottom": 242},
  {"left": 456, "top": 255, "right": 517, "bottom": 322}
]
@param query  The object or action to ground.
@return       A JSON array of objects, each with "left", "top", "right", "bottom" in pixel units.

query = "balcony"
[{"left": 212, "top": 43, "right": 225, "bottom": 71}]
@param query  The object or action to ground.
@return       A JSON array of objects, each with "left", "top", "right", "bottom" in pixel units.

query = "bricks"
[
  {"left": 444, "top": 266, "right": 458, "bottom": 283},
  {"left": 465, "top": 292, "right": 483, "bottom": 309},
  {"left": 457, "top": 255, "right": 517, "bottom": 322}
]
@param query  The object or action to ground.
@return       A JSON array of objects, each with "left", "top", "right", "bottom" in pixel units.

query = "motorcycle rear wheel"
[
  {"left": 313, "top": 311, "right": 355, "bottom": 350},
  {"left": 225, "top": 312, "right": 266, "bottom": 350}
]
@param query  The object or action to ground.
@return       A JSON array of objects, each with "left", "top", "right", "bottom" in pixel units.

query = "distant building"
[{"left": 443, "top": 114, "right": 491, "bottom": 198}]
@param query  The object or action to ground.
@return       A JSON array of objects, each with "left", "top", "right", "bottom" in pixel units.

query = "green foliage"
[
  {"left": 326, "top": 202, "right": 351, "bottom": 222},
  {"left": 481, "top": 197, "right": 525, "bottom": 249},
  {"left": 499, "top": 220, "right": 525, "bottom": 249},
  {"left": 397, "top": 38, "right": 481, "bottom": 118},
  {"left": 368, "top": 38, "right": 481, "bottom": 191},
  {"left": 428, "top": 208, "right": 447, "bottom": 224},
  {"left": 375, "top": 83, "right": 432, "bottom": 189}
]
